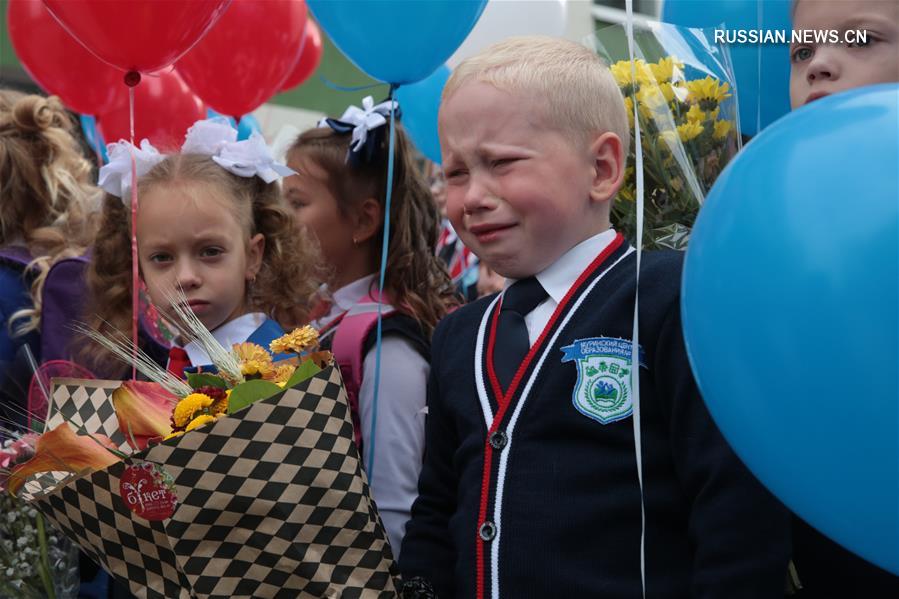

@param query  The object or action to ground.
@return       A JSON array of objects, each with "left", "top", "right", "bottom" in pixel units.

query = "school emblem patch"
[{"left": 561, "top": 337, "right": 641, "bottom": 425}]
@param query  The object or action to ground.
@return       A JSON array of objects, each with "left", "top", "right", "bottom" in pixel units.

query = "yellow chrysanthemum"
[
  {"left": 649, "top": 56, "right": 685, "bottom": 84},
  {"left": 270, "top": 325, "right": 319, "bottom": 355},
  {"left": 241, "top": 359, "right": 275, "bottom": 379},
  {"left": 686, "top": 77, "right": 732, "bottom": 106},
  {"left": 658, "top": 82, "right": 677, "bottom": 104},
  {"left": 173, "top": 393, "right": 214, "bottom": 427},
  {"left": 636, "top": 85, "right": 670, "bottom": 121},
  {"left": 233, "top": 342, "right": 271, "bottom": 365},
  {"left": 713, "top": 119, "right": 733, "bottom": 140},
  {"left": 610, "top": 59, "right": 654, "bottom": 88},
  {"left": 186, "top": 414, "right": 216, "bottom": 432},
  {"left": 685, "top": 104, "right": 705, "bottom": 123},
  {"left": 163, "top": 430, "right": 185, "bottom": 441},
  {"left": 686, "top": 103, "right": 721, "bottom": 124},
  {"left": 270, "top": 363, "right": 296, "bottom": 384},
  {"left": 658, "top": 121, "right": 704, "bottom": 146},
  {"left": 677, "top": 121, "right": 705, "bottom": 142}
]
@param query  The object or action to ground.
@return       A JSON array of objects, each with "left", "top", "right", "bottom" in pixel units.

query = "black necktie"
[{"left": 494, "top": 277, "right": 548, "bottom": 392}]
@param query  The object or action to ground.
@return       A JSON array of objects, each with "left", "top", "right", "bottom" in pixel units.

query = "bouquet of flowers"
[
  {"left": 6, "top": 295, "right": 399, "bottom": 598},
  {"left": 1, "top": 435, "right": 79, "bottom": 599},
  {"left": 594, "top": 24, "right": 741, "bottom": 250}
]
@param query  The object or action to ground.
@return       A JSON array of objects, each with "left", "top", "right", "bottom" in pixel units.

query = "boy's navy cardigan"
[{"left": 400, "top": 240, "right": 790, "bottom": 599}]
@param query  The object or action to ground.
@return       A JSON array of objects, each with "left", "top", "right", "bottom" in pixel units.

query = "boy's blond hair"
[{"left": 443, "top": 35, "right": 630, "bottom": 159}]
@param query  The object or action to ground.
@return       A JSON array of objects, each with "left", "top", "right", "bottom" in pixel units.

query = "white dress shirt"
[
  {"left": 506, "top": 228, "right": 619, "bottom": 346},
  {"left": 315, "top": 274, "right": 428, "bottom": 558}
]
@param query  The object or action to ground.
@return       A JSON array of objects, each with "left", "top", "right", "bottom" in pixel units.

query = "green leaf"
[
  {"left": 187, "top": 373, "right": 228, "bottom": 390},
  {"left": 227, "top": 380, "right": 283, "bottom": 415},
  {"left": 285, "top": 359, "right": 322, "bottom": 389}
]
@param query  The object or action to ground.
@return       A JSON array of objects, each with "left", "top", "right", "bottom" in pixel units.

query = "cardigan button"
[
  {"left": 489, "top": 431, "right": 508, "bottom": 450},
  {"left": 479, "top": 520, "right": 496, "bottom": 541}
]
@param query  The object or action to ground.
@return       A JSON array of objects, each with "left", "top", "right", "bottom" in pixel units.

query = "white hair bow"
[
  {"left": 318, "top": 96, "right": 398, "bottom": 154},
  {"left": 97, "top": 140, "right": 165, "bottom": 202},
  {"left": 98, "top": 117, "right": 296, "bottom": 199}
]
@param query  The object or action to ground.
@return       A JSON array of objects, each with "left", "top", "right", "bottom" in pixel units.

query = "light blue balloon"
[
  {"left": 662, "top": 0, "right": 792, "bottom": 135},
  {"left": 206, "top": 108, "right": 261, "bottom": 141},
  {"left": 79, "top": 114, "right": 108, "bottom": 163},
  {"left": 682, "top": 84, "right": 899, "bottom": 574},
  {"left": 236, "top": 113, "right": 262, "bottom": 141},
  {"left": 308, "top": 0, "right": 486, "bottom": 85},
  {"left": 396, "top": 64, "right": 449, "bottom": 163}
]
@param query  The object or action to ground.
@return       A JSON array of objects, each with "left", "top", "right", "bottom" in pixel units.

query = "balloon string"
[
  {"left": 317, "top": 75, "right": 386, "bottom": 93},
  {"left": 366, "top": 84, "right": 397, "bottom": 482},
  {"left": 128, "top": 86, "right": 138, "bottom": 381},
  {"left": 625, "top": 1, "right": 646, "bottom": 597}
]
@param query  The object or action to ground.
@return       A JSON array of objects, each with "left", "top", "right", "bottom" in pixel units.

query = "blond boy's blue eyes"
[{"left": 791, "top": 47, "right": 813, "bottom": 63}]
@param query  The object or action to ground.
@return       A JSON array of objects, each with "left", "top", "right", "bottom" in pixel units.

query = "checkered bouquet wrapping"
[{"left": 6, "top": 294, "right": 400, "bottom": 598}]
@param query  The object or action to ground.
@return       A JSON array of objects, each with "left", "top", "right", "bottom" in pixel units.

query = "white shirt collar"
[
  {"left": 331, "top": 273, "right": 377, "bottom": 311},
  {"left": 509, "top": 228, "right": 618, "bottom": 305},
  {"left": 183, "top": 312, "right": 267, "bottom": 366}
]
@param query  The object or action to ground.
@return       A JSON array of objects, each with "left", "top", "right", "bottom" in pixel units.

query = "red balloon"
[
  {"left": 177, "top": 0, "right": 307, "bottom": 117},
  {"left": 42, "top": 0, "right": 231, "bottom": 74},
  {"left": 280, "top": 20, "right": 323, "bottom": 92},
  {"left": 7, "top": 0, "right": 121, "bottom": 114},
  {"left": 97, "top": 71, "right": 206, "bottom": 151}
]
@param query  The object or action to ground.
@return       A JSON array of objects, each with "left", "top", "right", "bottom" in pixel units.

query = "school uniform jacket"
[{"left": 400, "top": 235, "right": 790, "bottom": 599}]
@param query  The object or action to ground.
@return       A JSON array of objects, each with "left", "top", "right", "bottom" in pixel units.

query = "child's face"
[
  {"left": 283, "top": 152, "right": 358, "bottom": 276},
  {"left": 137, "top": 182, "right": 264, "bottom": 332},
  {"left": 790, "top": 0, "right": 899, "bottom": 109},
  {"left": 439, "top": 81, "right": 605, "bottom": 279}
]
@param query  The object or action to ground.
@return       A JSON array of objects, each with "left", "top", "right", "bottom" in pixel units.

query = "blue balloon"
[
  {"left": 662, "top": 0, "right": 792, "bottom": 135},
  {"left": 236, "top": 113, "right": 262, "bottom": 141},
  {"left": 396, "top": 64, "right": 450, "bottom": 163},
  {"left": 206, "top": 108, "right": 261, "bottom": 141},
  {"left": 308, "top": 0, "right": 486, "bottom": 85},
  {"left": 79, "top": 114, "right": 108, "bottom": 163},
  {"left": 682, "top": 84, "right": 899, "bottom": 574}
]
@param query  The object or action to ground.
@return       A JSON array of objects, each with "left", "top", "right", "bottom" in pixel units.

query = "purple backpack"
[{"left": 0, "top": 246, "right": 89, "bottom": 363}]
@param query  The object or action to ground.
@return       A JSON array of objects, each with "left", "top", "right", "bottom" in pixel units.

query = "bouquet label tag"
[{"left": 119, "top": 462, "right": 177, "bottom": 521}]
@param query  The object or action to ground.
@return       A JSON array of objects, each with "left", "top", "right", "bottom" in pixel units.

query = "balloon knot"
[{"left": 124, "top": 71, "right": 141, "bottom": 87}]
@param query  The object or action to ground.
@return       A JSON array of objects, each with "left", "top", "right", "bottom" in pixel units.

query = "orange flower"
[
  {"left": 7, "top": 423, "right": 120, "bottom": 496},
  {"left": 112, "top": 381, "right": 178, "bottom": 450}
]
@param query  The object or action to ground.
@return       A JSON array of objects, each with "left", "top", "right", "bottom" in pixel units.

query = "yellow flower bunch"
[
  {"left": 167, "top": 391, "right": 229, "bottom": 439},
  {"left": 270, "top": 326, "right": 319, "bottom": 355},
  {"left": 610, "top": 55, "right": 738, "bottom": 250}
]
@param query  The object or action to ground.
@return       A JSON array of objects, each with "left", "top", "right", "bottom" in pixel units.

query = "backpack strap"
[{"left": 331, "top": 292, "right": 397, "bottom": 449}]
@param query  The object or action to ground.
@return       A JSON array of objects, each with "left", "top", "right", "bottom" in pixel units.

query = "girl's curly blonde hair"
[
  {"left": 287, "top": 121, "right": 458, "bottom": 336},
  {"left": 81, "top": 152, "right": 326, "bottom": 372},
  {"left": 0, "top": 91, "right": 101, "bottom": 336}
]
